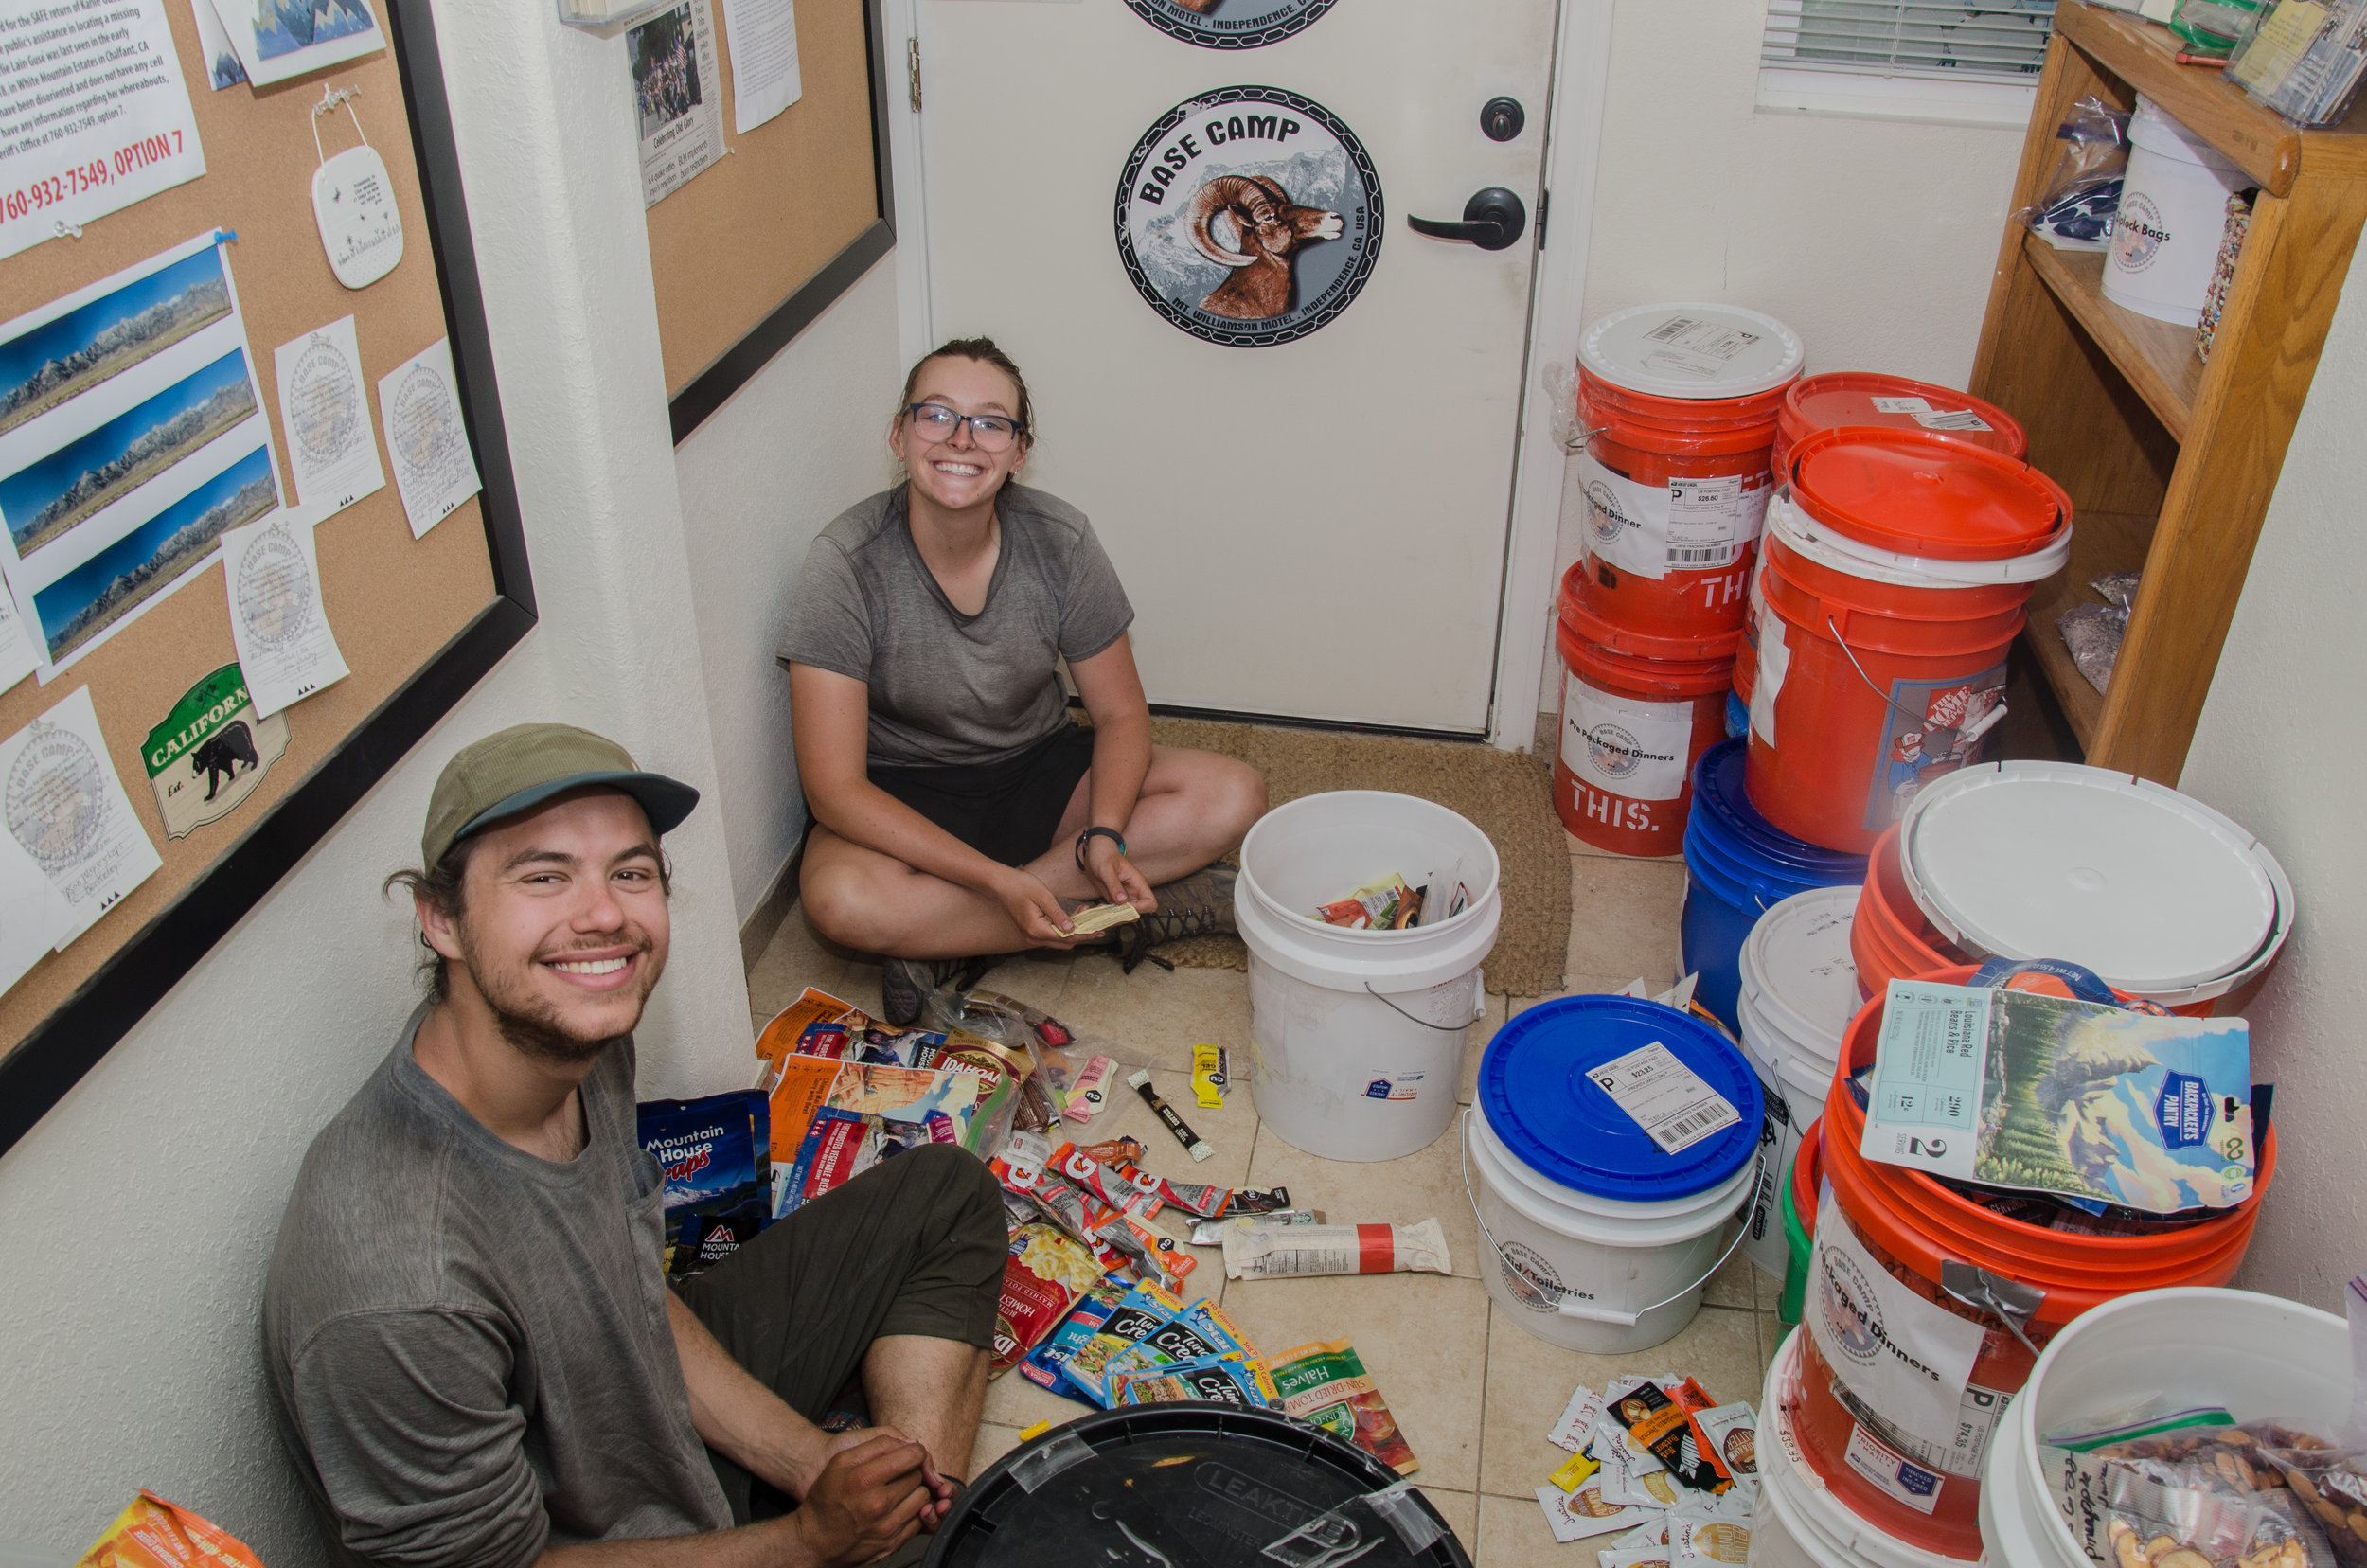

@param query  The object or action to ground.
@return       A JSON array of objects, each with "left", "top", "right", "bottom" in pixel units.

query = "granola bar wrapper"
[
  {"left": 77, "top": 1493, "right": 266, "bottom": 1568},
  {"left": 1266, "top": 1338, "right": 1419, "bottom": 1476}
]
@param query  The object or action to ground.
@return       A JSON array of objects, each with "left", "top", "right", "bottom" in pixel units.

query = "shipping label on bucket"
[
  {"left": 1829, "top": 1369, "right": 2011, "bottom": 1479},
  {"left": 1870, "top": 395, "right": 1994, "bottom": 434},
  {"left": 1842, "top": 1423, "right": 1946, "bottom": 1515},
  {"left": 1588, "top": 1042, "right": 1741, "bottom": 1154},
  {"left": 1561, "top": 680, "right": 1693, "bottom": 803},
  {"left": 1639, "top": 313, "right": 1765, "bottom": 380},
  {"left": 1578, "top": 453, "right": 1767, "bottom": 581},
  {"left": 1860, "top": 668, "right": 2005, "bottom": 831},
  {"left": 1807, "top": 1203, "right": 1984, "bottom": 1452}
]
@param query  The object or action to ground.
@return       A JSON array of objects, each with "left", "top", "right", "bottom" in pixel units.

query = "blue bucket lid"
[
  {"left": 1477, "top": 995, "right": 1763, "bottom": 1201},
  {"left": 1683, "top": 813, "right": 1838, "bottom": 911},
  {"left": 1691, "top": 741, "right": 1867, "bottom": 880}
]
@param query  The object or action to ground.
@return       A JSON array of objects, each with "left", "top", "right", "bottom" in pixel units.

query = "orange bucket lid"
[
  {"left": 1787, "top": 428, "right": 2071, "bottom": 562},
  {"left": 1777, "top": 373, "right": 2026, "bottom": 461},
  {"left": 1558, "top": 562, "right": 1744, "bottom": 663}
]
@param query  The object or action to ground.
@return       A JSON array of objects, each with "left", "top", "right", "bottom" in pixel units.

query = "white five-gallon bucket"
[
  {"left": 2105, "top": 96, "right": 2251, "bottom": 327},
  {"left": 1981, "top": 1287, "right": 2349, "bottom": 1568},
  {"left": 1236, "top": 791, "right": 1502, "bottom": 1162},
  {"left": 1466, "top": 995, "right": 1763, "bottom": 1353},
  {"left": 1758, "top": 1330, "right": 1970, "bottom": 1568},
  {"left": 1735, "top": 886, "right": 1859, "bottom": 1280}
]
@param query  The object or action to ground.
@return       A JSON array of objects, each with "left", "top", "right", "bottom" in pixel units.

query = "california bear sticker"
[
  {"left": 1124, "top": 0, "right": 1339, "bottom": 50},
  {"left": 144, "top": 663, "right": 289, "bottom": 839},
  {"left": 1116, "top": 87, "right": 1380, "bottom": 347}
]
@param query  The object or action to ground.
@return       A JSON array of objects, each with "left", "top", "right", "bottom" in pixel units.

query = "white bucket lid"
[
  {"left": 1898, "top": 762, "right": 2291, "bottom": 997},
  {"left": 1738, "top": 886, "right": 1860, "bottom": 1061},
  {"left": 1769, "top": 490, "right": 2073, "bottom": 587},
  {"left": 1578, "top": 301, "right": 1805, "bottom": 400},
  {"left": 2130, "top": 95, "right": 2246, "bottom": 175}
]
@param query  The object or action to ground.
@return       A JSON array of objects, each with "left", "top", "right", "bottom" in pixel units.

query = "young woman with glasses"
[{"left": 779, "top": 338, "right": 1267, "bottom": 1023}]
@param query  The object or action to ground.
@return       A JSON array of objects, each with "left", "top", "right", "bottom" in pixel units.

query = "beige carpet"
[{"left": 1149, "top": 717, "right": 1572, "bottom": 996}]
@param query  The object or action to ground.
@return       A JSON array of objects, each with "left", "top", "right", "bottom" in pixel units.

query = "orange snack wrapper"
[{"left": 77, "top": 1492, "right": 265, "bottom": 1568}]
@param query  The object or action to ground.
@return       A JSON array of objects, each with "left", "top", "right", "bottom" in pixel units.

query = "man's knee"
[
  {"left": 896, "top": 1144, "right": 1005, "bottom": 1242},
  {"left": 1207, "top": 757, "right": 1267, "bottom": 841}
]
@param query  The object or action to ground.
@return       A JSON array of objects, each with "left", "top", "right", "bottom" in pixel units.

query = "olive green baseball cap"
[{"left": 421, "top": 722, "right": 700, "bottom": 867}]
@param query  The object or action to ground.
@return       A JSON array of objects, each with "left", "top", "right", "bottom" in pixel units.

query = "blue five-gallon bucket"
[{"left": 1682, "top": 740, "right": 1865, "bottom": 1029}]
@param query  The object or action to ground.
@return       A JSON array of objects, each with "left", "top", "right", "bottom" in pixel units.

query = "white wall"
[
  {"left": 1535, "top": 0, "right": 2028, "bottom": 715},
  {"left": 2180, "top": 260, "right": 2367, "bottom": 1316},
  {"left": 0, "top": 0, "right": 768, "bottom": 1557},
  {"left": 676, "top": 264, "right": 901, "bottom": 923}
]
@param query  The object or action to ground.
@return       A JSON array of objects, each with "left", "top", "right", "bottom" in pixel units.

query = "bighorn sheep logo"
[
  {"left": 1123, "top": 0, "right": 1341, "bottom": 49},
  {"left": 1187, "top": 175, "right": 1344, "bottom": 321}
]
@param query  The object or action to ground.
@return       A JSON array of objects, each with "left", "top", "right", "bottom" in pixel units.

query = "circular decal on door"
[
  {"left": 1124, "top": 0, "right": 1339, "bottom": 49},
  {"left": 1116, "top": 87, "right": 1380, "bottom": 347}
]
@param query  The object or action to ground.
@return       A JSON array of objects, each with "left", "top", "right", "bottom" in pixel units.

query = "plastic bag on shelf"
[
  {"left": 2016, "top": 96, "right": 2131, "bottom": 252},
  {"left": 2227, "top": 0, "right": 2367, "bottom": 129},
  {"left": 2175, "top": 0, "right": 2270, "bottom": 52}
]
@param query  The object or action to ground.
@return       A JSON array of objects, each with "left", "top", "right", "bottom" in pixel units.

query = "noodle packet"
[
  {"left": 991, "top": 1221, "right": 1109, "bottom": 1376},
  {"left": 1191, "top": 1209, "right": 1325, "bottom": 1247},
  {"left": 75, "top": 1492, "right": 267, "bottom": 1568},
  {"left": 1534, "top": 1478, "right": 1656, "bottom": 1542},
  {"left": 1222, "top": 1218, "right": 1451, "bottom": 1280},
  {"left": 1059, "top": 1280, "right": 1186, "bottom": 1405},
  {"left": 1316, "top": 874, "right": 1421, "bottom": 931},
  {"left": 1112, "top": 1352, "right": 1279, "bottom": 1412},
  {"left": 1101, "top": 1297, "right": 1255, "bottom": 1384},
  {"left": 1266, "top": 1339, "right": 1419, "bottom": 1476},
  {"left": 1019, "top": 1276, "right": 1130, "bottom": 1399}
]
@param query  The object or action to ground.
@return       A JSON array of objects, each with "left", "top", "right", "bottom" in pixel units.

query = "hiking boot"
[
  {"left": 1116, "top": 863, "right": 1238, "bottom": 973},
  {"left": 879, "top": 954, "right": 998, "bottom": 1026}
]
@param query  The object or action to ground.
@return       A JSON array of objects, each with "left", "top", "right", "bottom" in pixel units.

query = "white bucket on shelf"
[
  {"left": 1235, "top": 791, "right": 1502, "bottom": 1163},
  {"left": 1758, "top": 1329, "right": 1972, "bottom": 1568},
  {"left": 1981, "top": 1287, "right": 2349, "bottom": 1568},
  {"left": 1734, "top": 885, "right": 1858, "bottom": 1279},
  {"left": 2104, "top": 95, "right": 2251, "bottom": 327}
]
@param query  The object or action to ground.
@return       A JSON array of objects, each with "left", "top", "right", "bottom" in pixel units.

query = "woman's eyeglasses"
[{"left": 906, "top": 402, "right": 1022, "bottom": 453}]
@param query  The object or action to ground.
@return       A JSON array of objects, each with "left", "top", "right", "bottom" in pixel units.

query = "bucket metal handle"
[
  {"left": 1362, "top": 980, "right": 1486, "bottom": 1034},
  {"left": 1824, "top": 614, "right": 2008, "bottom": 740},
  {"left": 1458, "top": 1108, "right": 1761, "bottom": 1328}
]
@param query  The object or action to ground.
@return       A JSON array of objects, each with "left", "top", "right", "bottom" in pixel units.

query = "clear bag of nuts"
[{"left": 2057, "top": 1422, "right": 2340, "bottom": 1568}]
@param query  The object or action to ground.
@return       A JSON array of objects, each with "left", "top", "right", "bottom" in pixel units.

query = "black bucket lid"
[{"left": 925, "top": 1405, "right": 1473, "bottom": 1568}]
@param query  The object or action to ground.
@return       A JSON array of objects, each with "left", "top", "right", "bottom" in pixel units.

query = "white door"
[{"left": 915, "top": 0, "right": 1561, "bottom": 734}]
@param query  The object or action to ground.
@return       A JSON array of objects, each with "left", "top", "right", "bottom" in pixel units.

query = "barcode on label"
[
  {"left": 1913, "top": 408, "right": 1993, "bottom": 432},
  {"left": 1588, "top": 1042, "right": 1743, "bottom": 1155},
  {"left": 1668, "top": 544, "right": 1737, "bottom": 567},
  {"left": 1654, "top": 1107, "right": 1730, "bottom": 1149},
  {"left": 1646, "top": 316, "right": 1704, "bottom": 343}
]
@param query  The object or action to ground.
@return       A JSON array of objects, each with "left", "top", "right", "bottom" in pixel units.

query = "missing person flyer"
[{"left": 1860, "top": 980, "right": 2252, "bottom": 1216}]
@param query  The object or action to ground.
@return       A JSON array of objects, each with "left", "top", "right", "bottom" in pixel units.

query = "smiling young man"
[{"left": 263, "top": 723, "right": 1006, "bottom": 1568}]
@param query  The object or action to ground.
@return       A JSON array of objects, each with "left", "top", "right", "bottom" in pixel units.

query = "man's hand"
[
  {"left": 789, "top": 1434, "right": 938, "bottom": 1565},
  {"left": 822, "top": 1426, "right": 956, "bottom": 1526}
]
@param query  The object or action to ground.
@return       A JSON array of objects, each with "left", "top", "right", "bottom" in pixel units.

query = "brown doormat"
[{"left": 1151, "top": 717, "right": 1571, "bottom": 996}]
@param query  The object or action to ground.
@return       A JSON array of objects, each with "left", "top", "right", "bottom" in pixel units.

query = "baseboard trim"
[{"left": 739, "top": 838, "right": 806, "bottom": 974}]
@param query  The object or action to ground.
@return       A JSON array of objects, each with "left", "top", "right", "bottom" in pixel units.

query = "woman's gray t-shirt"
[{"left": 776, "top": 484, "right": 1134, "bottom": 769}]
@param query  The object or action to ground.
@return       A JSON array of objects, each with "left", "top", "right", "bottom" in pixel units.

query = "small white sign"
[
  {"left": 376, "top": 337, "right": 478, "bottom": 538},
  {"left": 1588, "top": 1042, "right": 1742, "bottom": 1154}
]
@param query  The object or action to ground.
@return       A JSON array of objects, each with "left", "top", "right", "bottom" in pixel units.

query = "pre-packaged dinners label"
[
  {"left": 1807, "top": 1202, "right": 1985, "bottom": 1452},
  {"left": 1579, "top": 454, "right": 1767, "bottom": 580},
  {"left": 1561, "top": 680, "right": 1694, "bottom": 803},
  {"left": 1587, "top": 1042, "right": 1741, "bottom": 1154},
  {"left": 1579, "top": 452, "right": 1672, "bottom": 581}
]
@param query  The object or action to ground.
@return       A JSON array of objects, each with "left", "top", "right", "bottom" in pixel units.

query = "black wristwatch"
[{"left": 1076, "top": 826, "right": 1127, "bottom": 873}]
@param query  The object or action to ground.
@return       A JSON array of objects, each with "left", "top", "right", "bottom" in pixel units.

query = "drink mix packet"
[
  {"left": 76, "top": 1492, "right": 266, "bottom": 1568},
  {"left": 1020, "top": 1276, "right": 1130, "bottom": 1399},
  {"left": 1265, "top": 1339, "right": 1419, "bottom": 1476},
  {"left": 1112, "top": 1352, "right": 1278, "bottom": 1412},
  {"left": 991, "top": 1221, "right": 1108, "bottom": 1376},
  {"left": 1050, "top": 1141, "right": 1166, "bottom": 1218},
  {"left": 1059, "top": 1279, "right": 1187, "bottom": 1405}
]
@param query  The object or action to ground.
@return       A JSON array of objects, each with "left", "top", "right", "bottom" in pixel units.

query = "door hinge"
[
  {"left": 907, "top": 37, "right": 921, "bottom": 113},
  {"left": 1537, "top": 188, "right": 1549, "bottom": 251}
]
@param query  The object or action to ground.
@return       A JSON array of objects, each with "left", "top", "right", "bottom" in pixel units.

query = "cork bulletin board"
[
  {"left": 656, "top": 0, "right": 895, "bottom": 441},
  {"left": 0, "top": 0, "right": 533, "bottom": 1151}
]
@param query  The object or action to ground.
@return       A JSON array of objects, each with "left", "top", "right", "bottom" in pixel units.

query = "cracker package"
[
  {"left": 1265, "top": 1338, "right": 1419, "bottom": 1476},
  {"left": 75, "top": 1492, "right": 265, "bottom": 1568}
]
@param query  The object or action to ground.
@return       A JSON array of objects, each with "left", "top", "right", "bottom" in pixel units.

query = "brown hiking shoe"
[{"left": 1116, "top": 863, "right": 1237, "bottom": 973}]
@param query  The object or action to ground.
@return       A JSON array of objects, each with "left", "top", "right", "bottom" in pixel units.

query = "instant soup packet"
[
  {"left": 1099, "top": 1298, "right": 1256, "bottom": 1384},
  {"left": 1265, "top": 1339, "right": 1419, "bottom": 1476},
  {"left": 1111, "top": 1352, "right": 1279, "bottom": 1412},
  {"left": 990, "top": 1221, "right": 1108, "bottom": 1377},
  {"left": 76, "top": 1492, "right": 266, "bottom": 1568}
]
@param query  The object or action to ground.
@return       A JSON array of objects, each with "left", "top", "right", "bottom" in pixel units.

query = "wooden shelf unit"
[{"left": 1969, "top": 1, "right": 2367, "bottom": 782}]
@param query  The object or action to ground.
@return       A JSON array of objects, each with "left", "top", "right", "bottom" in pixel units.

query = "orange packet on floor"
[
  {"left": 762, "top": 1054, "right": 843, "bottom": 1164},
  {"left": 755, "top": 987, "right": 867, "bottom": 1068},
  {"left": 77, "top": 1492, "right": 266, "bottom": 1568}
]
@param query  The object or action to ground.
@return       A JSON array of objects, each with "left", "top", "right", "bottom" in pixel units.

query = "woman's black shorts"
[{"left": 865, "top": 722, "right": 1095, "bottom": 867}]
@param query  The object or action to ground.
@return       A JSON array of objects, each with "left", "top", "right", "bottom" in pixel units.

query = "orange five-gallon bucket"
[
  {"left": 1771, "top": 372, "right": 2027, "bottom": 476},
  {"left": 1570, "top": 303, "right": 1804, "bottom": 658},
  {"left": 1552, "top": 578, "right": 1732, "bottom": 856},
  {"left": 1744, "top": 430, "right": 2073, "bottom": 855},
  {"left": 1786, "top": 965, "right": 2275, "bottom": 1559}
]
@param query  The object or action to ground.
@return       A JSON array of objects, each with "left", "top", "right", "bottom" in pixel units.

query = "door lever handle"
[{"left": 1406, "top": 187, "right": 1527, "bottom": 252}]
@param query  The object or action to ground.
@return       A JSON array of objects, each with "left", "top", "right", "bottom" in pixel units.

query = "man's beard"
[{"left": 460, "top": 935, "right": 657, "bottom": 1065}]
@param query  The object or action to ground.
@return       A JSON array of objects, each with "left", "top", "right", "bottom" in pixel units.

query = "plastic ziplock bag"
[{"left": 2016, "top": 96, "right": 2130, "bottom": 251}]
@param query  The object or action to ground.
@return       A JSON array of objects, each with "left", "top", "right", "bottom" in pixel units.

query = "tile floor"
[{"left": 744, "top": 827, "right": 1788, "bottom": 1566}]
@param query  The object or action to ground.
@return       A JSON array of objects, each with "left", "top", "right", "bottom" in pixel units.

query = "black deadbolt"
[{"left": 1482, "top": 97, "right": 1525, "bottom": 142}]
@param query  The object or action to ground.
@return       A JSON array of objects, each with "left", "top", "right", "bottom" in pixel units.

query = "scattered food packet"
[
  {"left": 669, "top": 1207, "right": 767, "bottom": 1281},
  {"left": 76, "top": 1492, "right": 266, "bottom": 1568},
  {"left": 1112, "top": 1352, "right": 1279, "bottom": 1412},
  {"left": 1551, "top": 1382, "right": 1608, "bottom": 1454},
  {"left": 1265, "top": 1339, "right": 1419, "bottom": 1476},
  {"left": 1129, "top": 1070, "right": 1215, "bottom": 1162},
  {"left": 754, "top": 986, "right": 867, "bottom": 1067},
  {"left": 1594, "top": 1420, "right": 1680, "bottom": 1507},
  {"left": 1317, "top": 874, "right": 1422, "bottom": 931},
  {"left": 1019, "top": 1276, "right": 1130, "bottom": 1399},
  {"left": 1609, "top": 1378, "right": 1730, "bottom": 1494},
  {"left": 1599, "top": 1548, "right": 1675, "bottom": 1568},
  {"left": 777, "top": 1108, "right": 944, "bottom": 1217},
  {"left": 1059, "top": 1280, "right": 1187, "bottom": 1405},
  {"left": 1117, "top": 1212, "right": 1197, "bottom": 1285},
  {"left": 638, "top": 1089, "right": 771, "bottom": 1219},
  {"left": 991, "top": 1221, "right": 1109, "bottom": 1376},
  {"left": 1552, "top": 1451, "right": 1603, "bottom": 1493},
  {"left": 1536, "top": 1480, "right": 1657, "bottom": 1543},
  {"left": 827, "top": 1062, "right": 983, "bottom": 1149},
  {"left": 1076, "top": 1135, "right": 1146, "bottom": 1167},
  {"left": 1050, "top": 1141, "right": 1166, "bottom": 1218},
  {"left": 1192, "top": 1042, "right": 1228, "bottom": 1108},
  {"left": 1191, "top": 1208, "right": 1326, "bottom": 1247},
  {"left": 1223, "top": 1218, "right": 1451, "bottom": 1280},
  {"left": 1669, "top": 1488, "right": 1754, "bottom": 1565},
  {"left": 1066, "top": 901, "right": 1141, "bottom": 935},
  {"left": 1146, "top": 1171, "right": 1234, "bottom": 1219},
  {"left": 1614, "top": 1519, "right": 1670, "bottom": 1550},
  {"left": 1222, "top": 1185, "right": 1294, "bottom": 1216},
  {"left": 1064, "top": 1056, "right": 1116, "bottom": 1124},
  {"left": 1102, "top": 1298, "right": 1255, "bottom": 1386},
  {"left": 1692, "top": 1403, "right": 1758, "bottom": 1482}
]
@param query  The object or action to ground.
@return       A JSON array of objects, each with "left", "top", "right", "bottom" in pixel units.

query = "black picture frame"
[
  {"left": 667, "top": 0, "right": 898, "bottom": 444},
  {"left": 0, "top": 0, "right": 538, "bottom": 1156}
]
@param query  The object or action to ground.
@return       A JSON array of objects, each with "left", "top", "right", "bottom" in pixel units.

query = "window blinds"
[{"left": 1760, "top": 0, "right": 2056, "bottom": 81}]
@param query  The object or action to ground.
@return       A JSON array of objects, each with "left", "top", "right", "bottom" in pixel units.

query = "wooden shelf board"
[
  {"left": 2022, "top": 233, "right": 2202, "bottom": 442},
  {"left": 2020, "top": 508, "right": 2159, "bottom": 752},
  {"left": 2056, "top": 2, "right": 2367, "bottom": 195}
]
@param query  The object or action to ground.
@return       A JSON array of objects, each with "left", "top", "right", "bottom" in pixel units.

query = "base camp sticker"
[
  {"left": 1124, "top": 0, "right": 1338, "bottom": 49},
  {"left": 145, "top": 663, "right": 288, "bottom": 839},
  {"left": 1116, "top": 86, "right": 1380, "bottom": 347}
]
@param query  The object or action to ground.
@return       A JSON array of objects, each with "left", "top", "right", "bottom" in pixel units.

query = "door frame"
[{"left": 881, "top": 0, "right": 1617, "bottom": 752}]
